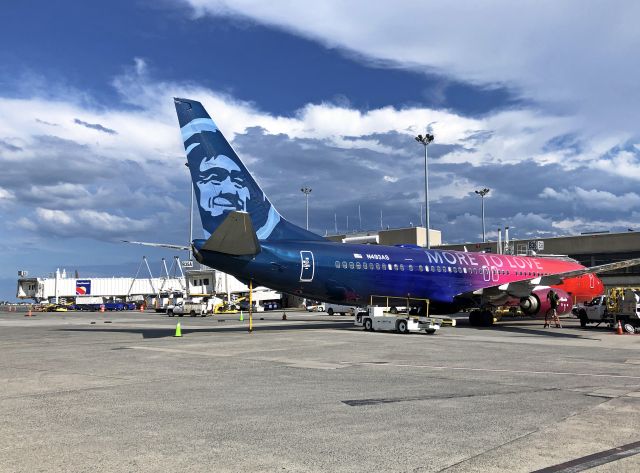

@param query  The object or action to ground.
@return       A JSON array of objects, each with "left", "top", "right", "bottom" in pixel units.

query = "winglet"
[{"left": 201, "top": 211, "right": 261, "bottom": 256}]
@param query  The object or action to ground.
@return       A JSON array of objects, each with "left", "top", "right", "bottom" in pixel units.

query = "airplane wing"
[
  {"left": 537, "top": 257, "right": 640, "bottom": 285},
  {"left": 121, "top": 240, "right": 190, "bottom": 251},
  {"left": 464, "top": 257, "right": 640, "bottom": 299}
]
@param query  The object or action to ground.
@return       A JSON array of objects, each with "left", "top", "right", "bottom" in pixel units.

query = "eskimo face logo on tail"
[
  {"left": 197, "top": 154, "right": 250, "bottom": 217},
  {"left": 180, "top": 114, "right": 281, "bottom": 239}
]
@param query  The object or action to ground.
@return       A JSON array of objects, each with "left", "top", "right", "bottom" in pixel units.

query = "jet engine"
[{"left": 519, "top": 287, "right": 571, "bottom": 316}]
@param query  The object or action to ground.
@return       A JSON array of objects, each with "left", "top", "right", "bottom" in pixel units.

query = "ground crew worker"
[{"left": 544, "top": 289, "right": 562, "bottom": 328}]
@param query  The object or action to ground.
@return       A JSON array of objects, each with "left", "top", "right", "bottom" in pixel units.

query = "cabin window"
[
  {"left": 419, "top": 265, "right": 424, "bottom": 272},
  {"left": 393, "top": 264, "right": 399, "bottom": 271},
  {"left": 342, "top": 261, "right": 347, "bottom": 269},
  {"left": 431, "top": 266, "right": 435, "bottom": 272},
  {"left": 375, "top": 263, "right": 380, "bottom": 270},
  {"left": 437, "top": 266, "right": 441, "bottom": 272},
  {"left": 408, "top": 265, "right": 414, "bottom": 271},
  {"left": 335, "top": 261, "right": 340, "bottom": 268},
  {"left": 388, "top": 264, "right": 393, "bottom": 270},
  {"left": 349, "top": 262, "right": 354, "bottom": 269},
  {"left": 400, "top": 264, "right": 404, "bottom": 271},
  {"left": 356, "top": 262, "right": 361, "bottom": 269}
]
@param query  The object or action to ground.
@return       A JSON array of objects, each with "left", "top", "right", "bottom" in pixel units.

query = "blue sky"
[{"left": 1, "top": 0, "right": 639, "bottom": 301}]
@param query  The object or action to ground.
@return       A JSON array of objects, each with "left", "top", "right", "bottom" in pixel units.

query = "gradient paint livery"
[{"left": 174, "top": 98, "right": 608, "bottom": 323}]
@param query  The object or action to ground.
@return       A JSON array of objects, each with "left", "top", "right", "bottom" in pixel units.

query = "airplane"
[{"left": 133, "top": 98, "right": 640, "bottom": 327}]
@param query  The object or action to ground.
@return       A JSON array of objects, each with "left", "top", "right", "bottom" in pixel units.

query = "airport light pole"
[
  {"left": 415, "top": 133, "right": 434, "bottom": 248},
  {"left": 474, "top": 187, "right": 490, "bottom": 242},
  {"left": 301, "top": 186, "right": 312, "bottom": 230}
]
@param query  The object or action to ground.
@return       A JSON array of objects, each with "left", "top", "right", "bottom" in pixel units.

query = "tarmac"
[{"left": 1, "top": 310, "right": 639, "bottom": 472}]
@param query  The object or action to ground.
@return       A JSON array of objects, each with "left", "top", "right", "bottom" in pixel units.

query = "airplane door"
[
  {"left": 300, "top": 251, "right": 315, "bottom": 282},
  {"left": 482, "top": 266, "right": 491, "bottom": 282},
  {"left": 588, "top": 273, "right": 595, "bottom": 289}
]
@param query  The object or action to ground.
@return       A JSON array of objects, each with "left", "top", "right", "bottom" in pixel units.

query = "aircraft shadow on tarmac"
[
  {"left": 59, "top": 321, "right": 356, "bottom": 339},
  {"left": 489, "top": 324, "right": 599, "bottom": 339}
]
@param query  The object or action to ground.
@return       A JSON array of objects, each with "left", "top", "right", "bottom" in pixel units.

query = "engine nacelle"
[{"left": 519, "top": 288, "right": 571, "bottom": 316}]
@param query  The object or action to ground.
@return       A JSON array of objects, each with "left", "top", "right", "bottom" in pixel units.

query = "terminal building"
[
  {"left": 16, "top": 258, "right": 280, "bottom": 306},
  {"left": 328, "top": 227, "right": 640, "bottom": 289}
]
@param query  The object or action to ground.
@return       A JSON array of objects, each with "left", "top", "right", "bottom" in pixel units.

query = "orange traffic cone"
[
  {"left": 139, "top": 305, "right": 144, "bottom": 313},
  {"left": 100, "top": 305, "right": 105, "bottom": 313},
  {"left": 25, "top": 308, "right": 32, "bottom": 317},
  {"left": 616, "top": 320, "right": 624, "bottom": 335},
  {"left": 282, "top": 313, "right": 287, "bottom": 320}
]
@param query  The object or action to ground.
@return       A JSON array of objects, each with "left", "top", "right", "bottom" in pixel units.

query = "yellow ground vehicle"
[
  {"left": 44, "top": 304, "right": 68, "bottom": 312},
  {"left": 213, "top": 297, "right": 246, "bottom": 314}
]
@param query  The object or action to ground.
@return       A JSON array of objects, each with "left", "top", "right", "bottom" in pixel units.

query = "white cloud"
[
  {"left": 2, "top": 57, "right": 640, "bottom": 245},
  {"left": 553, "top": 216, "right": 639, "bottom": 234},
  {"left": 25, "top": 208, "right": 154, "bottom": 239},
  {"left": 182, "top": 0, "right": 640, "bottom": 139},
  {"left": 540, "top": 186, "right": 640, "bottom": 211},
  {"left": 0, "top": 187, "right": 15, "bottom": 206}
]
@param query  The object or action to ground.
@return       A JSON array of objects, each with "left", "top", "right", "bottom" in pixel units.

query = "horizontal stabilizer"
[
  {"left": 122, "top": 240, "right": 190, "bottom": 251},
  {"left": 202, "top": 211, "right": 261, "bottom": 256}
]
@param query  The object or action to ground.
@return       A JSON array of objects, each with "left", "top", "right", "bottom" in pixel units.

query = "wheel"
[
  {"left": 390, "top": 306, "right": 398, "bottom": 314},
  {"left": 364, "top": 318, "right": 373, "bottom": 331},
  {"left": 327, "top": 308, "right": 334, "bottom": 316},
  {"left": 340, "top": 312, "right": 346, "bottom": 316},
  {"left": 201, "top": 312, "right": 207, "bottom": 317},
  {"left": 479, "top": 310, "right": 494, "bottom": 327},
  {"left": 397, "top": 320, "right": 408, "bottom": 334},
  {"left": 425, "top": 329, "right": 436, "bottom": 335},
  {"left": 624, "top": 323, "right": 636, "bottom": 334},
  {"left": 167, "top": 310, "right": 174, "bottom": 317},
  {"left": 190, "top": 310, "right": 196, "bottom": 317},
  {"left": 579, "top": 311, "right": 587, "bottom": 328},
  {"left": 178, "top": 314, "right": 183, "bottom": 317}
]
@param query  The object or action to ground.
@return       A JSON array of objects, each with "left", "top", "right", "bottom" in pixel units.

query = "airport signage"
[
  {"left": 181, "top": 260, "right": 194, "bottom": 268},
  {"left": 76, "top": 279, "right": 91, "bottom": 295}
]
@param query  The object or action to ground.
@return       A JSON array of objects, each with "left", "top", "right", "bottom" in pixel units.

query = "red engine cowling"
[{"left": 519, "top": 288, "right": 571, "bottom": 316}]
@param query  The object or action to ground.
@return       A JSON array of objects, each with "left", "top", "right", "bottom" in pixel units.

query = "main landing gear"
[{"left": 468, "top": 309, "right": 495, "bottom": 327}]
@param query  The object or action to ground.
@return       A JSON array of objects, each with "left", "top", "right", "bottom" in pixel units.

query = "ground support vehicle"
[
  {"left": 577, "top": 291, "right": 640, "bottom": 333},
  {"left": 167, "top": 301, "right": 209, "bottom": 317},
  {"left": 305, "top": 302, "right": 325, "bottom": 312},
  {"left": 44, "top": 304, "right": 68, "bottom": 312},
  {"left": 104, "top": 301, "right": 136, "bottom": 311},
  {"left": 355, "top": 307, "right": 442, "bottom": 334},
  {"left": 324, "top": 303, "right": 358, "bottom": 316}
]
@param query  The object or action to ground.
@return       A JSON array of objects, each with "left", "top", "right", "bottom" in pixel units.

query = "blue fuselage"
[{"left": 194, "top": 239, "right": 489, "bottom": 312}]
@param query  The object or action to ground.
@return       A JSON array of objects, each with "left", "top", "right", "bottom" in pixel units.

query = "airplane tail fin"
[{"left": 174, "top": 98, "right": 323, "bottom": 242}]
